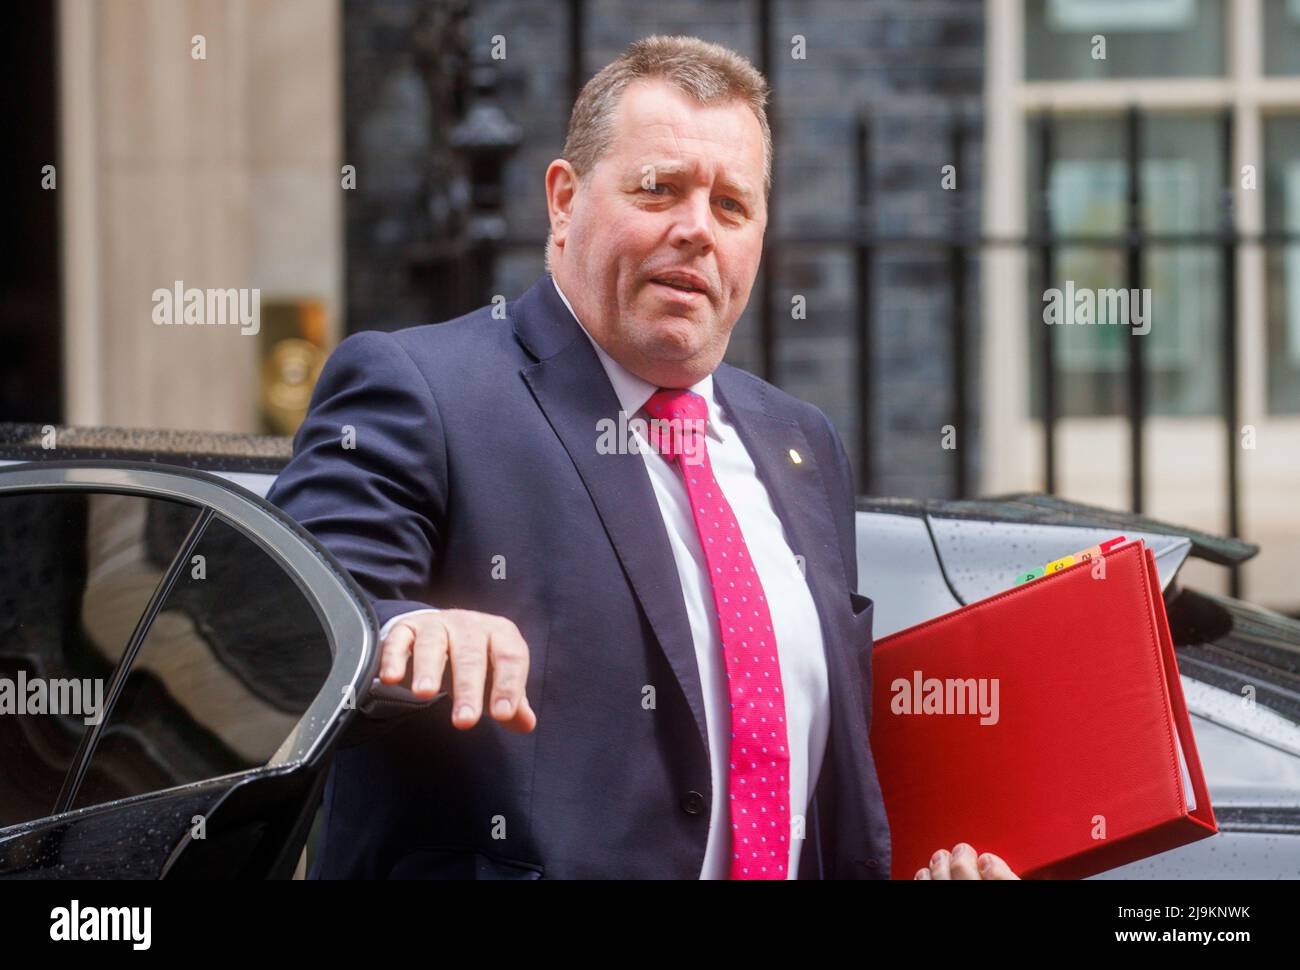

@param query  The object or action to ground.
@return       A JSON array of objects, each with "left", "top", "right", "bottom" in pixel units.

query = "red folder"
[{"left": 869, "top": 539, "right": 1217, "bottom": 879}]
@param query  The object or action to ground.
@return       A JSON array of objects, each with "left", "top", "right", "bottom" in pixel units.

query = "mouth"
[{"left": 648, "top": 273, "right": 710, "bottom": 303}]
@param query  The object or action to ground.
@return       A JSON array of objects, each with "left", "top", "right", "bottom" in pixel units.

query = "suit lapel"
[
  {"left": 711, "top": 365, "right": 854, "bottom": 662},
  {"left": 513, "top": 276, "right": 710, "bottom": 754}
]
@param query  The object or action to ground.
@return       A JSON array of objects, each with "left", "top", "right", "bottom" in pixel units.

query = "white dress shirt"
[{"left": 381, "top": 277, "right": 831, "bottom": 879}]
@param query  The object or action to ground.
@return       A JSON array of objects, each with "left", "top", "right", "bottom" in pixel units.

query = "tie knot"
[
  {"left": 646, "top": 388, "right": 707, "bottom": 423},
  {"left": 643, "top": 388, "right": 708, "bottom": 461}
]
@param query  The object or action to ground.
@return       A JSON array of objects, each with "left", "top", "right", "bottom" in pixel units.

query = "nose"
[{"left": 669, "top": 190, "right": 715, "bottom": 255}]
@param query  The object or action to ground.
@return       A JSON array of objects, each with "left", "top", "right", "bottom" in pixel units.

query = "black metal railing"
[{"left": 1030, "top": 106, "right": 1250, "bottom": 595}]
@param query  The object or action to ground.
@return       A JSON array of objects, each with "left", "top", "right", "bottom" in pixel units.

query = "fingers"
[
  {"left": 917, "top": 844, "right": 1020, "bottom": 880},
  {"left": 927, "top": 848, "right": 952, "bottom": 880},
  {"left": 410, "top": 621, "right": 450, "bottom": 699},
  {"left": 379, "top": 622, "right": 416, "bottom": 685},
  {"left": 485, "top": 619, "right": 531, "bottom": 729},
  {"left": 947, "top": 843, "right": 981, "bottom": 879},
  {"left": 378, "top": 610, "right": 536, "bottom": 733},
  {"left": 504, "top": 693, "right": 538, "bottom": 734},
  {"left": 976, "top": 852, "right": 1019, "bottom": 880},
  {"left": 448, "top": 622, "right": 490, "bottom": 729}
]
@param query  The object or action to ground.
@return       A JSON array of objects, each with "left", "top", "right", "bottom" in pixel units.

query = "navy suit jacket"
[{"left": 267, "top": 273, "right": 891, "bottom": 879}]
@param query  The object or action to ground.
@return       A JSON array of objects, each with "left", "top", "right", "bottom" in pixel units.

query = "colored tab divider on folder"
[
  {"left": 869, "top": 538, "right": 1217, "bottom": 880},
  {"left": 1013, "top": 534, "right": 1129, "bottom": 585}
]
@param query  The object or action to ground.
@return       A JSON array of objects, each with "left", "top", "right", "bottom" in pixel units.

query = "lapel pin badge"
[{"left": 788, "top": 449, "right": 802, "bottom": 465}]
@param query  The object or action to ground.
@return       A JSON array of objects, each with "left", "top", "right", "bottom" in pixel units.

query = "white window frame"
[{"left": 982, "top": 0, "right": 1300, "bottom": 606}]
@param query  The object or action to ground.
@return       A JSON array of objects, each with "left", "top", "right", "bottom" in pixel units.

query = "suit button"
[{"left": 680, "top": 791, "right": 705, "bottom": 816}]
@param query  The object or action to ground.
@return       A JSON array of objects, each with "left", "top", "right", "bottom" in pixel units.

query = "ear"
[{"left": 545, "top": 159, "right": 580, "bottom": 252}]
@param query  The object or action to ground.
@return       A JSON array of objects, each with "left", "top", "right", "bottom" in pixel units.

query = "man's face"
[{"left": 546, "top": 79, "right": 768, "bottom": 388}]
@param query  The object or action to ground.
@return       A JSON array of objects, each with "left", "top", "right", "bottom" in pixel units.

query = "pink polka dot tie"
[{"left": 644, "top": 388, "right": 791, "bottom": 880}]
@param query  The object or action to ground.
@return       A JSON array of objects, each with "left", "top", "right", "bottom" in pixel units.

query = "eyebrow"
[{"left": 634, "top": 160, "right": 758, "bottom": 208}]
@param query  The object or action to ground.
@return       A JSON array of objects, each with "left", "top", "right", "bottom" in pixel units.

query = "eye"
[
  {"left": 641, "top": 182, "right": 671, "bottom": 196},
  {"left": 718, "top": 197, "right": 744, "bottom": 214}
]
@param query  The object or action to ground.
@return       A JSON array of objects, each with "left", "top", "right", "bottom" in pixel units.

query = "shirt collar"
[{"left": 551, "top": 275, "right": 726, "bottom": 444}]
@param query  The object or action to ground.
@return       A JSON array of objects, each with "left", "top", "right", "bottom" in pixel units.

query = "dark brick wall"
[
  {"left": 343, "top": 0, "right": 442, "bottom": 330},
  {"left": 345, "top": 0, "right": 985, "bottom": 499}
]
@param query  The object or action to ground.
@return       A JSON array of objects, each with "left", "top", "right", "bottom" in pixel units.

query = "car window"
[
  {"left": 69, "top": 514, "right": 333, "bottom": 809},
  {"left": 0, "top": 491, "right": 201, "bottom": 826}
]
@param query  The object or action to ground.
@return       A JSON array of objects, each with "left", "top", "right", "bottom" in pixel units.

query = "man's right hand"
[{"left": 378, "top": 609, "right": 537, "bottom": 733}]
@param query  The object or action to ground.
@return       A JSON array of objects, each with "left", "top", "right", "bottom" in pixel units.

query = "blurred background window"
[
  {"left": 1262, "top": 0, "right": 1300, "bottom": 75},
  {"left": 1025, "top": 0, "right": 1226, "bottom": 80},
  {"left": 1265, "top": 115, "right": 1300, "bottom": 412},
  {"left": 984, "top": 0, "right": 1300, "bottom": 609},
  {"left": 1024, "top": 114, "right": 1225, "bottom": 418}
]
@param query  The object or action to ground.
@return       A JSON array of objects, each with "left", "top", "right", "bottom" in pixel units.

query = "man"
[{"left": 269, "top": 35, "right": 1016, "bottom": 880}]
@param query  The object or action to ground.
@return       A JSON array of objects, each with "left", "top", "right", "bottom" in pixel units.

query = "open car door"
[{"left": 0, "top": 460, "right": 377, "bottom": 878}]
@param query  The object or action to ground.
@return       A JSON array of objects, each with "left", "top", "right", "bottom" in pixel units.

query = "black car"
[{"left": 1, "top": 426, "right": 1297, "bottom": 878}]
